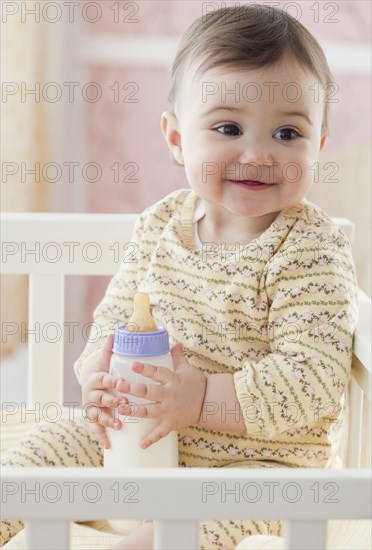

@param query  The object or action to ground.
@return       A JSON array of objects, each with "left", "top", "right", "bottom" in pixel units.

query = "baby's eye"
[
  {"left": 215, "top": 124, "right": 242, "bottom": 136},
  {"left": 274, "top": 128, "right": 300, "bottom": 141}
]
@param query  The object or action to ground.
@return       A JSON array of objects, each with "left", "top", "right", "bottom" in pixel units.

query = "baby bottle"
[{"left": 104, "top": 292, "right": 179, "bottom": 534}]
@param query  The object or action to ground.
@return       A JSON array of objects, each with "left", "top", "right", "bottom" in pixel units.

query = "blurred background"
[{"left": 1, "top": 0, "right": 371, "bottom": 403}]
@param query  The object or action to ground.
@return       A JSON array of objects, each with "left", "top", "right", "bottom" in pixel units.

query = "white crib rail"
[
  {"left": 1, "top": 468, "right": 371, "bottom": 550},
  {"left": 1, "top": 212, "right": 371, "bottom": 550},
  {"left": 347, "top": 287, "right": 371, "bottom": 469}
]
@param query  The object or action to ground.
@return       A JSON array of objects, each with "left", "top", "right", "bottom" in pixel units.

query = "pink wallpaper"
[
  {"left": 87, "top": 65, "right": 188, "bottom": 213},
  {"left": 88, "top": 1, "right": 206, "bottom": 36},
  {"left": 88, "top": 0, "right": 371, "bottom": 43},
  {"left": 327, "top": 74, "right": 371, "bottom": 149}
]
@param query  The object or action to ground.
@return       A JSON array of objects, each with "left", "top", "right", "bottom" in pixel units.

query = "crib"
[{"left": 1, "top": 212, "right": 371, "bottom": 550}]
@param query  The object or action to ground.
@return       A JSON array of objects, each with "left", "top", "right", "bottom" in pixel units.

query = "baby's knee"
[{"left": 1, "top": 415, "right": 102, "bottom": 468}]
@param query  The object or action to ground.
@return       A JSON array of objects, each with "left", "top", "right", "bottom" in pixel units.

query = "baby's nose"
[{"left": 237, "top": 140, "right": 273, "bottom": 166}]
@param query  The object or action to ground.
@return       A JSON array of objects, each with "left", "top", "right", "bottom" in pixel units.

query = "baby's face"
[{"left": 163, "top": 57, "right": 327, "bottom": 220}]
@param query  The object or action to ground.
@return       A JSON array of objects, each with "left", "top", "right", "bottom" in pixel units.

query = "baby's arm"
[
  {"left": 198, "top": 227, "right": 359, "bottom": 439},
  {"left": 232, "top": 227, "right": 359, "bottom": 439}
]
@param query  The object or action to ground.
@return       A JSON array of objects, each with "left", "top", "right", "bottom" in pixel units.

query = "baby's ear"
[{"left": 161, "top": 111, "right": 184, "bottom": 166}]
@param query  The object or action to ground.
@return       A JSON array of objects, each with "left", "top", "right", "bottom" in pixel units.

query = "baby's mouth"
[{"left": 229, "top": 179, "right": 274, "bottom": 188}]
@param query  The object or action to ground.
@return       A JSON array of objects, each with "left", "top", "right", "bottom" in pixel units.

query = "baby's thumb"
[
  {"left": 99, "top": 333, "right": 114, "bottom": 367},
  {"left": 170, "top": 342, "right": 186, "bottom": 370}
]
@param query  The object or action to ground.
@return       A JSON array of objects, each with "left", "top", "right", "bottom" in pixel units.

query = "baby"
[
  {"left": 0, "top": 4, "right": 359, "bottom": 550},
  {"left": 78, "top": 5, "right": 359, "bottom": 549}
]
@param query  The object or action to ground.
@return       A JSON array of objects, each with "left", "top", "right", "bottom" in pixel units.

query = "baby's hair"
[{"left": 168, "top": 4, "right": 333, "bottom": 135}]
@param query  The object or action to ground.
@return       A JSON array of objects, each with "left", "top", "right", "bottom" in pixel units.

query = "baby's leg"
[
  {"left": 200, "top": 460, "right": 284, "bottom": 549},
  {"left": 106, "top": 517, "right": 281, "bottom": 550},
  {"left": 108, "top": 522, "right": 154, "bottom": 549},
  {"left": 199, "top": 517, "right": 281, "bottom": 549},
  {"left": 1, "top": 413, "right": 102, "bottom": 546}
]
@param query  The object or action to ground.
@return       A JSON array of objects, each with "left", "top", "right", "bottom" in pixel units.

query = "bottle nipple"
[{"left": 126, "top": 292, "right": 157, "bottom": 332}]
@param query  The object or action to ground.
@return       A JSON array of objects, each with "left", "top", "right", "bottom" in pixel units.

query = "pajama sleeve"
[
  {"left": 233, "top": 226, "right": 359, "bottom": 438},
  {"left": 73, "top": 213, "right": 145, "bottom": 385}
]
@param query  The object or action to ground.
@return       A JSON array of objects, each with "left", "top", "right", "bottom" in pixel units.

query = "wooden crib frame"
[{"left": 1, "top": 212, "right": 371, "bottom": 550}]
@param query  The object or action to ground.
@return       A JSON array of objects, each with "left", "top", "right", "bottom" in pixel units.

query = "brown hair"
[{"left": 168, "top": 4, "right": 333, "bottom": 135}]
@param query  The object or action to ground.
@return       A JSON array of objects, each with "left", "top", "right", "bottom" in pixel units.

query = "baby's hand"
[
  {"left": 116, "top": 343, "right": 207, "bottom": 449},
  {"left": 81, "top": 334, "right": 128, "bottom": 449}
]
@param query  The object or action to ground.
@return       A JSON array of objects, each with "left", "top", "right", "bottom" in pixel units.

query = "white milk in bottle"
[{"left": 104, "top": 292, "right": 179, "bottom": 534}]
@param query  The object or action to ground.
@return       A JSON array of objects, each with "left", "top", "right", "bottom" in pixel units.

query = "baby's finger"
[
  {"left": 101, "top": 392, "right": 128, "bottom": 409},
  {"left": 116, "top": 380, "right": 163, "bottom": 402},
  {"left": 84, "top": 402, "right": 117, "bottom": 428},
  {"left": 84, "top": 401, "right": 102, "bottom": 423},
  {"left": 87, "top": 389, "right": 127, "bottom": 409},
  {"left": 118, "top": 401, "right": 158, "bottom": 419},
  {"left": 140, "top": 422, "right": 169, "bottom": 449},
  {"left": 87, "top": 371, "right": 120, "bottom": 392},
  {"left": 99, "top": 334, "right": 114, "bottom": 368},
  {"left": 90, "top": 422, "right": 113, "bottom": 450},
  {"left": 98, "top": 407, "right": 123, "bottom": 431},
  {"left": 131, "top": 362, "right": 173, "bottom": 384}
]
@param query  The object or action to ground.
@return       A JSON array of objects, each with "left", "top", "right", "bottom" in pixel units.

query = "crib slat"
[
  {"left": 363, "top": 396, "right": 371, "bottom": 468},
  {"left": 154, "top": 520, "right": 199, "bottom": 550},
  {"left": 25, "top": 520, "right": 70, "bottom": 549},
  {"left": 347, "top": 377, "right": 363, "bottom": 468},
  {"left": 283, "top": 520, "right": 327, "bottom": 549},
  {"left": 28, "top": 274, "right": 64, "bottom": 407}
]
